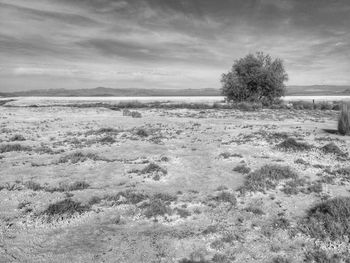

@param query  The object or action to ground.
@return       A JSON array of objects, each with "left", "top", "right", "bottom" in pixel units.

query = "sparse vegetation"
[
  {"left": 211, "top": 191, "right": 237, "bottom": 206},
  {"left": 0, "top": 143, "right": 32, "bottom": 153},
  {"left": 276, "top": 138, "right": 312, "bottom": 151},
  {"left": 9, "top": 134, "right": 26, "bottom": 141},
  {"left": 143, "top": 197, "right": 172, "bottom": 218},
  {"left": 240, "top": 165, "right": 298, "bottom": 193},
  {"left": 321, "top": 142, "right": 347, "bottom": 157},
  {"left": 338, "top": 103, "right": 350, "bottom": 135},
  {"left": 42, "top": 198, "right": 90, "bottom": 221},
  {"left": 300, "top": 197, "right": 350, "bottom": 241},
  {"left": 58, "top": 151, "right": 108, "bottom": 164},
  {"left": 233, "top": 164, "right": 251, "bottom": 174}
]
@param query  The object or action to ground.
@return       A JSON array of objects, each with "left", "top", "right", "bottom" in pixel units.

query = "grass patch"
[
  {"left": 304, "top": 249, "right": 349, "bottom": 263},
  {"left": 211, "top": 191, "right": 237, "bottom": 206},
  {"left": 135, "top": 128, "right": 149, "bottom": 137},
  {"left": 140, "top": 163, "right": 166, "bottom": 174},
  {"left": 271, "top": 256, "right": 292, "bottom": 263},
  {"left": 9, "top": 134, "right": 26, "bottom": 141},
  {"left": 320, "top": 142, "right": 347, "bottom": 157},
  {"left": 240, "top": 165, "right": 298, "bottom": 193},
  {"left": 338, "top": 103, "right": 350, "bottom": 135},
  {"left": 129, "top": 163, "right": 168, "bottom": 180},
  {"left": 300, "top": 197, "right": 350, "bottom": 242},
  {"left": 276, "top": 138, "right": 312, "bottom": 151},
  {"left": 42, "top": 198, "right": 90, "bottom": 221},
  {"left": 86, "top": 127, "right": 120, "bottom": 135},
  {"left": 244, "top": 206, "right": 265, "bottom": 215},
  {"left": 23, "top": 180, "right": 90, "bottom": 192},
  {"left": 98, "top": 135, "right": 116, "bottom": 144},
  {"left": 0, "top": 143, "right": 32, "bottom": 153},
  {"left": 58, "top": 151, "right": 108, "bottom": 164},
  {"left": 233, "top": 164, "right": 251, "bottom": 174},
  {"left": 143, "top": 197, "right": 172, "bottom": 218}
]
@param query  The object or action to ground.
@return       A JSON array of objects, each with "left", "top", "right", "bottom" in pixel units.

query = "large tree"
[{"left": 221, "top": 52, "right": 288, "bottom": 105}]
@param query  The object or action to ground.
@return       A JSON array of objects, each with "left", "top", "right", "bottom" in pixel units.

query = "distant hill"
[
  {"left": 286, "top": 85, "right": 350, "bottom": 96},
  {"left": 1, "top": 85, "right": 350, "bottom": 97},
  {"left": 0, "top": 87, "right": 220, "bottom": 97}
]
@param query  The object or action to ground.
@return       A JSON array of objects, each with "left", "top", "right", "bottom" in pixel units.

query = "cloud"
[{"left": 0, "top": 0, "right": 350, "bottom": 91}]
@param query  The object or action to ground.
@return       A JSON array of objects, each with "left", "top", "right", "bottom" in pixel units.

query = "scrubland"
[{"left": 0, "top": 102, "right": 349, "bottom": 262}]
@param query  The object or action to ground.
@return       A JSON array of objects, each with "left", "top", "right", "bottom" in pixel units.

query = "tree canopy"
[{"left": 221, "top": 52, "right": 288, "bottom": 105}]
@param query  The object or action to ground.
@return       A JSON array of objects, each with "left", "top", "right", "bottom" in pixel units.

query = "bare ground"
[{"left": 0, "top": 106, "right": 349, "bottom": 262}]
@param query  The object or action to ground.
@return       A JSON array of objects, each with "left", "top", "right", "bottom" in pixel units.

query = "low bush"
[
  {"left": 338, "top": 103, "right": 350, "bottom": 135},
  {"left": 98, "top": 135, "right": 116, "bottom": 144},
  {"left": 321, "top": 142, "right": 347, "bottom": 157},
  {"left": 9, "top": 134, "right": 26, "bottom": 141},
  {"left": 131, "top": 111, "right": 142, "bottom": 118},
  {"left": 304, "top": 249, "right": 348, "bottom": 263},
  {"left": 135, "top": 128, "right": 149, "bottom": 137},
  {"left": 300, "top": 197, "right": 350, "bottom": 241},
  {"left": 271, "top": 256, "right": 292, "bottom": 263},
  {"left": 0, "top": 144, "right": 32, "bottom": 153},
  {"left": 24, "top": 181, "right": 43, "bottom": 191},
  {"left": 143, "top": 197, "right": 172, "bottom": 218},
  {"left": 140, "top": 163, "right": 167, "bottom": 175},
  {"left": 42, "top": 198, "right": 90, "bottom": 221},
  {"left": 244, "top": 206, "right": 265, "bottom": 215},
  {"left": 276, "top": 138, "right": 312, "bottom": 151},
  {"left": 58, "top": 152, "right": 107, "bottom": 164},
  {"left": 292, "top": 101, "right": 314, "bottom": 110},
  {"left": 240, "top": 165, "right": 298, "bottom": 193},
  {"left": 233, "top": 164, "right": 251, "bottom": 174},
  {"left": 211, "top": 191, "right": 237, "bottom": 206}
]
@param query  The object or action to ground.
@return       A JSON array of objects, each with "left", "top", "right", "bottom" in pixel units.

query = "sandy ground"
[{"left": 0, "top": 105, "right": 349, "bottom": 262}]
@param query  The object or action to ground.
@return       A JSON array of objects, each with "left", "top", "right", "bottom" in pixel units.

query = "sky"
[{"left": 1, "top": 0, "right": 350, "bottom": 92}]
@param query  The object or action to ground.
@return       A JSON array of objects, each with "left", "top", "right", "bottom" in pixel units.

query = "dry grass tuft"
[
  {"left": 338, "top": 103, "right": 350, "bottom": 135},
  {"left": 240, "top": 165, "right": 298, "bottom": 193},
  {"left": 276, "top": 138, "right": 312, "bottom": 151},
  {"left": 300, "top": 197, "right": 350, "bottom": 242}
]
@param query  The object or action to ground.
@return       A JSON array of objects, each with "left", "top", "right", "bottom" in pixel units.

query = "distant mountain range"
[{"left": 1, "top": 85, "right": 350, "bottom": 97}]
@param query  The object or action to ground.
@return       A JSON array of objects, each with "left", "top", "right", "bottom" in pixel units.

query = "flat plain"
[{"left": 0, "top": 102, "right": 349, "bottom": 262}]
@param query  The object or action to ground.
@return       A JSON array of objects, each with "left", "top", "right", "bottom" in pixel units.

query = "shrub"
[
  {"left": 233, "top": 164, "right": 251, "bottom": 174},
  {"left": 143, "top": 197, "right": 172, "bottom": 218},
  {"left": 9, "top": 134, "right": 26, "bottom": 141},
  {"left": 24, "top": 181, "right": 43, "bottom": 191},
  {"left": 136, "top": 128, "right": 149, "bottom": 137},
  {"left": 211, "top": 191, "right": 237, "bottom": 206},
  {"left": 271, "top": 256, "right": 292, "bottom": 263},
  {"left": 140, "top": 163, "right": 167, "bottom": 175},
  {"left": 244, "top": 206, "right": 265, "bottom": 215},
  {"left": 58, "top": 152, "right": 106, "bottom": 164},
  {"left": 98, "top": 135, "right": 116, "bottom": 144},
  {"left": 276, "top": 138, "right": 312, "bottom": 151},
  {"left": 304, "top": 249, "right": 347, "bottom": 263},
  {"left": 42, "top": 198, "right": 90, "bottom": 220},
  {"left": 300, "top": 197, "right": 350, "bottom": 241},
  {"left": 319, "top": 101, "right": 333, "bottom": 110},
  {"left": 221, "top": 52, "right": 288, "bottom": 105},
  {"left": 131, "top": 111, "right": 142, "bottom": 118},
  {"left": 272, "top": 217, "right": 290, "bottom": 230},
  {"left": 291, "top": 101, "right": 314, "bottom": 110},
  {"left": 60, "top": 181, "right": 90, "bottom": 191},
  {"left": 105, "top": 190, "right": 149, "bottom": 205},
  {"left": 0, "top": 144, "right": 32, "bottom": 153},
  {"left": 240, "top": 165, "right": 298, "bottom": 193},
  {"left": 175, "top": 207, "right": 191, "bottom": 218},
  {"left": 338, "top": 103, "right": 350, "bottom": 135}
]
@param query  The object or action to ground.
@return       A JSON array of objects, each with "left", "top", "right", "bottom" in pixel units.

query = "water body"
[{"left": 1, "top": 95, "right": 350, "bottom": 106}]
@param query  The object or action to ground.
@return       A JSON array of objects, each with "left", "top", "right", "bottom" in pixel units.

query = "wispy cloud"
[{"left": 0, "top": 0, "right": 350, "bottom": 91}]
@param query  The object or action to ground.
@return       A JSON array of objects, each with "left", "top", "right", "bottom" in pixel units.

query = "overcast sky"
[{"left": 1, "top": 0, "right": 350, "bottom": 91}]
